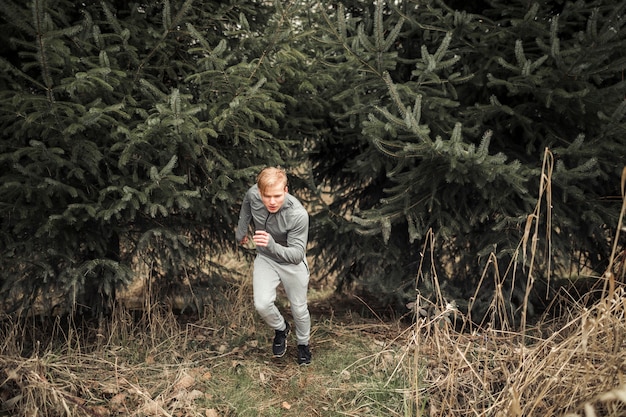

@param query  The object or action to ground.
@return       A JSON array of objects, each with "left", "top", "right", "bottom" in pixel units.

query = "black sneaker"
[
  {"left": 272, "top": 322, "right": 290, "bottom": 357},
  {"left": 297, "top": 344, "right": 311, "bottom": 365}
]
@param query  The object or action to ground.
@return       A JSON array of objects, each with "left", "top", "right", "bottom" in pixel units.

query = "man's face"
[{"left": 261, "top": 183, "right": 287, "bottom": 213}]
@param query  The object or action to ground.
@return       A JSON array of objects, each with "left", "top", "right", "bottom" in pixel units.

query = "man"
[{"left": 235, "top": 167, "right": 312, "bottom": 365}]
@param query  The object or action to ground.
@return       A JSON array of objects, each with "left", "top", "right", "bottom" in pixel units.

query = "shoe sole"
[{"left": 273, "top": 348, "right": 287, "bottom": 358}]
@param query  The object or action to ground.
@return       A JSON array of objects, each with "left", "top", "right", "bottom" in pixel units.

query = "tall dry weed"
[
  {"left": 0, "top": 256, "right": 260, "bottom": 417},
  {"left": 400, "top": 156, "right": 626, "bottom": 416}
]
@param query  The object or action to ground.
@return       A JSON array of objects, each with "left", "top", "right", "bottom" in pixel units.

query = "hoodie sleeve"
[
  {"left": 235, "top": 188, "right": 253, "bottom": 242},
  {"left": 266, "top": 208, "right": 309, "bottom": 264}
]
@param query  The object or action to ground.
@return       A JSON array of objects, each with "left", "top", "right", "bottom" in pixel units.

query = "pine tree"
[
  {"left": 309, "top": 0, "right": 626, "bottom": 322},
  {"left": 0, "top": 0, "right": 311, "bottom": 315}
]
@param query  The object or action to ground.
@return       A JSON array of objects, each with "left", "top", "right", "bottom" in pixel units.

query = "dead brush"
[
  {"left": 403, "top": 282, "right": 626, "bottom": 416},
  {"left": 399, "top": 159, "right": 626, "bottom": 417},
  {"left": 0, "top": 304, "right": 213, "bottom": 417},
  {"left": 0, "top": 257, "right": 258, "bottom": 417}
]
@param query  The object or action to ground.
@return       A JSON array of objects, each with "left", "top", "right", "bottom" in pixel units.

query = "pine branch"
[
  {"left": 33, "top": 0, "right": 54, "bottom": 102},
  {"left": 133, "top": 0, "right": 195, "bottom": 82}
]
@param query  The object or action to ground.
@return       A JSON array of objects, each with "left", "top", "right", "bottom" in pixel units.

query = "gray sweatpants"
[{"left": 253, "top": 255, "right": 311, "bottom": 345}]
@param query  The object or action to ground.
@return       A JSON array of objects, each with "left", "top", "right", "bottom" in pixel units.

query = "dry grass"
[
  {"left": 405, "top": 287, "right": 626, "bottom": 417},
  {"left": 0, "top": 291, "right": 410, "bottom": 417},
  {"left": 2, "top": 275, "right": 626, "bottom": 417}
]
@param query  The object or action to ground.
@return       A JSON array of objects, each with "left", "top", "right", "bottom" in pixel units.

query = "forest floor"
[
  {"left": 2, "top": 277, "right": 626, "bottom": 416},
  {"left": 0, "top": 285, "right": 419, "bottom": 417}
]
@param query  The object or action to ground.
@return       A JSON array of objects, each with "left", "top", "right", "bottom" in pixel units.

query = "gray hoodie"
[{"left": 235, "top": 184, "right": 309, "bottom": 265}]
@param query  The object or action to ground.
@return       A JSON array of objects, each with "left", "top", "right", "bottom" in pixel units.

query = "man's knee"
[
  {"left": 254, "top": 298, "right": 273, "bottom": 316},
  {"left": 291, "top": 302, "right": 309, "bottom": 319}
]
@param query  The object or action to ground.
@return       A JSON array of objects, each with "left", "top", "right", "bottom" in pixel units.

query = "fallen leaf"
[
  {"left": 90, "top": 405, "right": 110, "bottom": 417},
  {"left": 137, "top": 398, "right": 165, "bottom": 416},
  {"left": 173, "top": 373, "right": 195, "bottom": 391},
  {"left": 109, "top": 393, "right": 126, "bottom": 405},
  {"left": 101, "top": 384, "right": 119, "bottom": 395},
  {"left": 206, "top": 409, "right": 219, "bottom": 417},
  {"left": 188, "top": 390, "right": 204, "bottom": 400},
  {"left": 282, "top": 401, "right": 291, "bottom": 410}
]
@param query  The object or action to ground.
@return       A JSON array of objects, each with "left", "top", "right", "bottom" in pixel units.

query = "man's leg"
[
  {"left": 278, "top": 261, "right": 310, "bottom": 346},
  {"left": 253, "top": 256, "right": 287, "bottom": 331}
]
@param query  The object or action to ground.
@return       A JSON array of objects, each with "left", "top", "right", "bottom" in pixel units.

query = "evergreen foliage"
[
  {"left": 310, "top": 0, "right": 626, "bottom": 321},
  {"left": 0, "top": 0, "right": 310, "bottom": 315}
]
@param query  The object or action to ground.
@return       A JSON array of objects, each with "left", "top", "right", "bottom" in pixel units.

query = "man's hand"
[{"left": 252, "top": 230, "right": 270, "bottom": 247}]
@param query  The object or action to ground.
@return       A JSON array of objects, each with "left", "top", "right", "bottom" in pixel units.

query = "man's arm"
[
  {"left": 235, "top": 189, "right": 253, "bottom": 243},
  {"left": 266, "top": 209, "right": 309, "bottom": 264}
]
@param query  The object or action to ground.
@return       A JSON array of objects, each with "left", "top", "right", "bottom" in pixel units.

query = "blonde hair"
[{"left": 257, "top": 166, "right": 288, "bottom": 195}]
